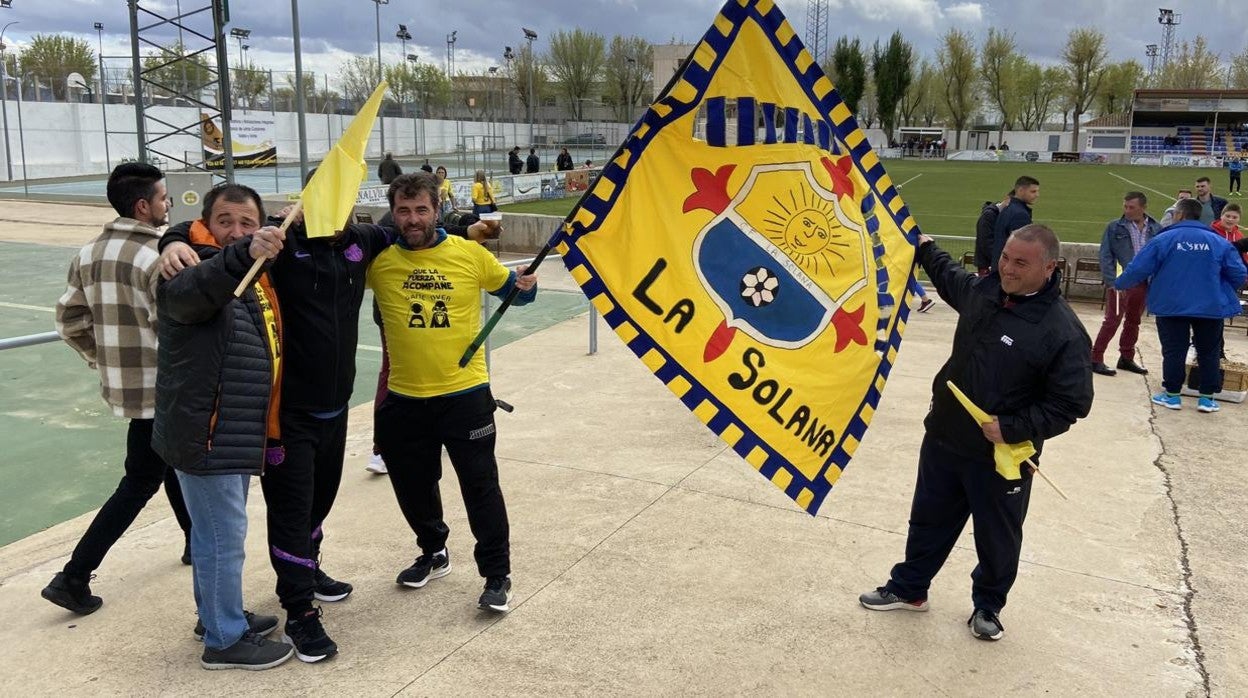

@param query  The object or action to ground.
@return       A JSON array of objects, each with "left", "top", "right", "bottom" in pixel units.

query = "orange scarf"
[{"left": 189, "top": 221, "right": 284, "bottom": 442}]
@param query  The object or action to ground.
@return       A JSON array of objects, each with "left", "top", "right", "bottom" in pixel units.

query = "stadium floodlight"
[
  {"left": 522, "top": 27, "right": 537, "bottom": 40},
  {"left": 0, "top": 1, "right": 12, "bottom": 9}
]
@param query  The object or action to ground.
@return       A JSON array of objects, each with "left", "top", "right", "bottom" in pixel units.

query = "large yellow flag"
[
  {"left": 551, "top": 0, "right": 920, "bottom": 514},
  {"left": 944, "top": 381, "right": 1035, "bottom": 480},
  {"left": 303, "top": 81, "right": 388, "bottom": 237}
]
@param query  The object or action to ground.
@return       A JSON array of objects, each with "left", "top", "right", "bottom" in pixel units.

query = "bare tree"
[
  {"left": 602, "top": 35, "right": 653, "bottom": 122},
  {"left": 1061, "top": 27, "right": 1108, "bottom": 151},
  {"left": 937, "top": 28, "right": 977, "bottom": 148},
  {"left": 338, "top": 56, "right": 380, "bottom": 103},
  {"left": 231, "top": 63, "right": 269, "bottom": 110},
  {"left": 546, "top": 29, "right": 607, "bottom": 121},
  {"left": 1231, "top": 47, "right": 1248, "bottom": 89},
  {"left": 507, "top": 44, "right": 549, "bottom": 115},
  {"left": 897, "top": 56, "right": 928, "bottom": 127}
]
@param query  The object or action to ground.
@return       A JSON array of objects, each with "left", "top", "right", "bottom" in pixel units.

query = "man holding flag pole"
[{"left": 860, "top": 225, "right": 1093, "bottom": 642}]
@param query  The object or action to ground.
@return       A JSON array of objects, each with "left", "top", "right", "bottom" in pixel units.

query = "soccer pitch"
[{"left": 502, "top": 160, "right": 1231, "bottom": 244}]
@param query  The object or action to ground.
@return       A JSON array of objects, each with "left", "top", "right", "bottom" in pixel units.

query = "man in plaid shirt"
[{"left": 41, "top": 163, "right": 193, "bottom": 615}]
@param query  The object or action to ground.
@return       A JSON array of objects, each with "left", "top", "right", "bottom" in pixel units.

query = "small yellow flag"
[
  {"left": 945, "top": 381, "right": 1035, "bottom": 480},
  {"left": 302, "top": 81, "right": 388, "bottom": 238}
]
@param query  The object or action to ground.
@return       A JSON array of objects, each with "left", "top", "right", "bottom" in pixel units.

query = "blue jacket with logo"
[{"left": 1115, "top": 220, "right": 1247, "bottom": 319}]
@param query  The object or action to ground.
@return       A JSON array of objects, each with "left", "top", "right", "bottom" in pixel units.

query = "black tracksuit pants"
[
  {"left": 884, "top": 434, "right": 1033, "bottom": 614},
  {"left": 64, "top": 418, "right": 192, "bottom": 579},
  {"left": 261, "top": 409, "right": 348, "bottom": 615},
  {"left": 376, "top": 387, "right": 510, "bottom": 578}
]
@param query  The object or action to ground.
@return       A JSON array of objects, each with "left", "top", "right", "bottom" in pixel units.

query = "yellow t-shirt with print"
[{"left": 367, "top": 235, "right": 511, "bottom": 398}]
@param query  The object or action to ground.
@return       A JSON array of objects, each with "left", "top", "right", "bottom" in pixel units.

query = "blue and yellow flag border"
[{"left": 552, "top": 0, "right": 923, "bottom": 513}]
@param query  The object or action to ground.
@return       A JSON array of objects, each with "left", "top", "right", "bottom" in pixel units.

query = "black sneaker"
[
  {"left": 41, "top": 572, "right": 103, "bottom": 615},
  {"left": 314, "top": 568, "right": 354, "bottom": 602},
  {"left": 201, "top": 631, "right": 294, "bottom": 671},
  {"left": 478, "top": 576, "right": 513, "bottom": 613},
  {"left": 858, "top": 586, "right": 929, "bottom": 612},
  {"left": 968, "top": 608, "right": 1004, "bottom": 641},
  {"left": 194, "top": 610, "right": 279, "bottom": 641},
  {"left": 282, "top": 607, "right": 338, "bottom": 663},
  {"left": 396, "top": 549, "right": 451, "bottom": 588}
]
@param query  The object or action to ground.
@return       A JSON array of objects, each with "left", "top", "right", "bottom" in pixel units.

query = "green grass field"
[{"left": 502, "top": 160, "right": 1232, "bottom": 244}]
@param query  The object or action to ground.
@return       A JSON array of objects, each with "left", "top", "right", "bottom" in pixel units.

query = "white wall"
[{"left": 0, "top": 100, "right": 633, "bottom": 181}]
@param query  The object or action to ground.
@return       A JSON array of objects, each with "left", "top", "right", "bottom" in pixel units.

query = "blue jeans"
[{"left": 177, "top": 471, "right": 251, "bottom": 650}]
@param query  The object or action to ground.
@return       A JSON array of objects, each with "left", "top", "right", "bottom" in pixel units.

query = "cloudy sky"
[{"left": 5, "top": 0, "right": 1246, "bottom": 86}]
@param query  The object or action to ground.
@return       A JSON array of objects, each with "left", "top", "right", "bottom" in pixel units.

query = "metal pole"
[
  {"left": 15, "top": 73, "right": 27, "bottom": 195},
  {"left": 292, "top": 0, "right": 309, "bottom": 184},
  {"left": 526, "top": 38, "right": 534, "bottom": 146},
  {"left": 588, "top": 303, "right": 598, "bottom": 355},
  {"left": 270, "top": 69, "right": 280, "bottom": 192},
  {"left": 96, "top": 26, "right": 111, "bottom": 171},
  {"left": 127, "top": 1, "right": 146, "bottom": 162},
  {"left": 374, "top": 0, "right": 385, "bottom": 155},
  {"left": 212, "top": 2, "right": 235, "bottom": 183},
  {"left": 0, "top": 20, "right": 17, "bottom": 181},
  {"left": 324, "top": 71, "right": 331, "bottom": 153}
]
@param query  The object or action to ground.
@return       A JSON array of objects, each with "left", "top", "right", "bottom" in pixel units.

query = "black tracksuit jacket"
[{"left": 917, "top": 240, "right": 1094, "bottom": 461}]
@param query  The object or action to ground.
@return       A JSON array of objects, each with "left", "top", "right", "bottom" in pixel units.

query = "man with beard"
[{"left": 368, "top": 172, "right": 536, "bottom": 614}]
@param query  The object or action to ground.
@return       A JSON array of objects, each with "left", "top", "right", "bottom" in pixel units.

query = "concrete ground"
[{"left": 0, "top": 200, "right": 1243, "bottom": 696}]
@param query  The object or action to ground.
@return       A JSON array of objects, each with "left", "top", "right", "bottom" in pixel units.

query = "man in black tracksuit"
[
  {"left": 990, "top": 176, "right": 1039, "bottom": 270},
  {"left": 860, "top": 224, "right": 1093, "bottom": 642}
]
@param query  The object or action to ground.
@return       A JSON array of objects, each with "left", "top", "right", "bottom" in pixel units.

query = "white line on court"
[
  {"left": 358, "top": 344, "right": 382, "bottom": 352},
  {"left": 0, "top": 301, "right": 55, "bottom": 313},
  {"left": 895, "top": 173, "right": 924, "bottom": 189},
  {"left": 1106, "top": 171, "right": 1173, "bottom": 200}
]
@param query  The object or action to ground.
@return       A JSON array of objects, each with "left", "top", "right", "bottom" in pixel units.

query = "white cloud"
[
  {"left": 943, "top": 2, "right": 984, "bottom": 23},
  {"left": 846, "top": 0, "right": 945, "bottom": 31}
]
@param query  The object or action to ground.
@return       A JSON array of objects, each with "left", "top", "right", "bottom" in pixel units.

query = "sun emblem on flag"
[{"left": 684, "top": 157, "right": 873, "bottom": 361}]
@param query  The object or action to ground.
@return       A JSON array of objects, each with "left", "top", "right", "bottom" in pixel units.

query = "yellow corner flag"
[
  {"left": 945, "top": 381, "right": 1034, "bottom": 480},
  {"left": 303, "top": 81, "right": 389, "bottom": 238}
]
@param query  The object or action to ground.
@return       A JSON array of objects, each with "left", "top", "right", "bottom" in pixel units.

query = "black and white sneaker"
[
  {"left": 200, "top": 631, "right": 294, "bottom": 671},
  {"left": 314, "top": 568, "right": 354, "bottom": 602},
  {"left": 396, "top": 549, "right": 451, "bottom": 588},
  {"left": 858, "top": 586, "right": 929, "bottom": 612},
  {"left": 283, "top": 607, "right": 338, "bottom": 663},
  {"left": 967, "top": 608, "right": 1004, "bottom": 641},
  {"left": 194, "top": 610, "right": 279, "bottom": 641},
  {"left": 478, "top": 576, "right": 513, "bottom": 613}
]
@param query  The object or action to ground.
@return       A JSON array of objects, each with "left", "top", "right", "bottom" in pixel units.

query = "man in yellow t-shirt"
[{"left": 367, "top": 172, "right": 537, "bottom": 614}]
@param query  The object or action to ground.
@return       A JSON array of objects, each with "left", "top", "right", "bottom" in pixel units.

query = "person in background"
[
  {"left": 42, "top": 163, "right": 193, "bottom": 616},
  {"left": 556, "top": 147, "right": 573, "bottom": 171},
  {"left": 1227, "top": 156, "right": 1242, "bottom": 197},
  {"left": 435, "top": 165, "right": 457, "bottom": 220},
  {"left": 1115, "top": 197, "right": 1247, "bottom": 413},
  {"left": 471, "top": 170, "right": 496, "bottom": 215},
  {"left": 990, "top": 176, "right": 1039, "bottom": 270},
  {"left": 974, "top": 193, "right": 1010, "bottom": 276},
  {"left": 1193, "top": 176, "right": 1228, "bottom": 224},
  {"left": 1211, "top": 203, "right": 1247, "bottom": 265},
  {"left": 1158, "top": 188, "right": 1192, "bottom": 229},
  {"left": 1090, "top": 192, "right": 1160, "bottom": 377},
  {"left": 508, "top": 147, "right": 523, "bottom": 175},
  {"left": 525, "top": 148, "right": 540, "bottom": 174},
  {"left": 378, "top": 153, "right": 402, "bottom": 185}
]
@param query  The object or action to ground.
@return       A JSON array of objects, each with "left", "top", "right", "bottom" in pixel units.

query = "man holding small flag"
[{"left": 860, "top": 225, "right": 1093, "bottom": 642}]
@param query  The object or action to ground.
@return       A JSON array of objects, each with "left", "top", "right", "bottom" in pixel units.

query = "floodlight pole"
[
  {"left": 0, "top": 19, "right": 17, "bottom": 181},
  {"left": 372, "top": 0, "right": 388, "bottom": 155},
  {"left": 523, "top": 28, "right": 537, "bottom": 146},
  {"left": 291, "top": 0, "right": 309, "bottom": 183}
]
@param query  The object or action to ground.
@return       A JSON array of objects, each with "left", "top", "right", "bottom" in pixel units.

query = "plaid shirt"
[{"left": 56, "top": 218, "right": 163, "bottom": 419}]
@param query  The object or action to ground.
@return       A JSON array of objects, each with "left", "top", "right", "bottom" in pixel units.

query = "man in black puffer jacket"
[
  {"left": 860, "top": 224, "right": 1093, "bottom": 643},
  {"left": 153, "top": 184, "right": 296, "bottom": 671}
]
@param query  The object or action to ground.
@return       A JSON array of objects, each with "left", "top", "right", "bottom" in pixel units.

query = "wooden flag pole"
[
  {"left": 232, "top": 199, "right": 304, "bottom": 297},
  {"left": 1024, "top": 457, "right": 1069, "bottom": 500}
]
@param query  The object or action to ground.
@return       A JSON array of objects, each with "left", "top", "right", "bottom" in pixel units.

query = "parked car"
[{"left": 560, "top": 133, "right": 607, "bottom": 145}]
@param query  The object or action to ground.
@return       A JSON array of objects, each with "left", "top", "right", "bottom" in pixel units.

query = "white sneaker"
[{"left": 365, "top": 453, "right": 388, "bottom": 475}]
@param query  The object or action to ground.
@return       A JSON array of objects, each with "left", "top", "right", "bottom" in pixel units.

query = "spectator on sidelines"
[
  {"left": 1115, "top": 197, "right": 1247, "bottom": 413},
  {"left": 975, "top": 193, "right": 1010, "bottom": 276},
  {"left": 990, "top": 176, "right": 1039, "bottom": 270},
  {"left": 152, "top": 184, "right": 293, "bottom": 670},
  {"left": 41, "top": 163, "right": 193, "bottom": 616},
  {"left": 1211, "top": 203, "right": 1247, "bottom": 265},
  {"left": 378, "top": 153, "right": 402, "bottom": 185},
  {"left": 525, "top": 148, "right": 540, "bottom": 174},
  {"left": 1159, "top": 188, "right": 1192, "bottom": 229},
  {"left": 1090, "top": 192, "right": 1160, "bottom": 377},
  {"left": 1228, "top": 157, "right": 1243, "bottom": 197},
  {"left": 1193, "top": 176, "right": 1228, "bottom": 224},
  {"left": 508, "top": 147, "right": 523, "bottom": 175},
  {"left": 471, "top": 170, "right": 497, "bottom": 214},
  {"left": 556, "top": 147, "right": 574, "bottom": 171}
]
